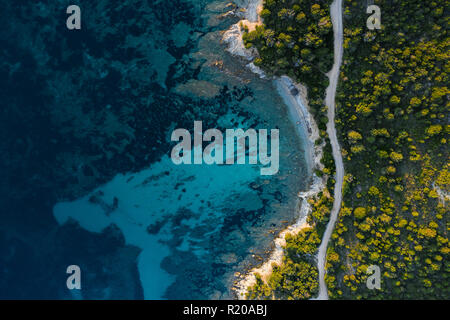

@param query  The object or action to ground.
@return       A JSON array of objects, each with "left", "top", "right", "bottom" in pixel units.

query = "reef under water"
[{"left": 0, "top": 0, "right": 310, "bottom": 299}]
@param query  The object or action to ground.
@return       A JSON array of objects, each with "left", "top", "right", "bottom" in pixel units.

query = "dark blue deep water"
[{"left": 0, "top": 0, "right": 309, "bottom": 299}]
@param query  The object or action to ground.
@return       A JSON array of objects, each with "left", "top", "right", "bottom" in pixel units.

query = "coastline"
[
  {"left": 222, "top": 0, "right": 327, "bottom": 299},
  {"left": 222, "top": 0, "right": 266, "bottom": 78}
]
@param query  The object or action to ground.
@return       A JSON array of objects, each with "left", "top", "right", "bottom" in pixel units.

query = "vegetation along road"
[{"left": 316, "top": 0, "right": 344, "bottom": 300}]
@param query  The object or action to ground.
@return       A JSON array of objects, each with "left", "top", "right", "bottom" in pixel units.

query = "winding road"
[{"left": 316, "top": 0, "right": 344, "bottom": 300}]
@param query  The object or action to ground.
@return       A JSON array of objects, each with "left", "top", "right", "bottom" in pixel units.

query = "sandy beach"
[
  {"left": 232, "top": 76, "right": 326, "bottom": 298},
  {"left": 222, "top": 0, "right": 327, "bottom": 299}
]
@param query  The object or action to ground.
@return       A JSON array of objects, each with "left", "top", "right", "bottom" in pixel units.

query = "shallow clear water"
[
  {"left": 53, "top": 0, "right": 310, "bottom": 299},
  {"left": 0, "top": 0, "right": 310, "bottom": 299}
]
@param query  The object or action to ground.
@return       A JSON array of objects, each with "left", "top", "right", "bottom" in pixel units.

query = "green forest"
[{"left": 243, "top": 0, "right": 449, "bottom": 299}]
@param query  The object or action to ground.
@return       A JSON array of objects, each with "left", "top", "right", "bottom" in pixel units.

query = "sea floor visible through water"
[
  {"left": 0, "top": 0, "right": 311, "bottom": 300},
  {"left": 53, "top": 0, "right": 311, "bottom": 299}
]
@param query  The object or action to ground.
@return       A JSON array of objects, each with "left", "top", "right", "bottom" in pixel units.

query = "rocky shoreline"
[{"left": 221, "top": 0, "right": 327, "bottom": 299}]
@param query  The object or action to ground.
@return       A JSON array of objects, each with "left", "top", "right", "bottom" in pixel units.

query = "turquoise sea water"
[{"left": 50, "top": 0, "right": 311, "bottom": 299}]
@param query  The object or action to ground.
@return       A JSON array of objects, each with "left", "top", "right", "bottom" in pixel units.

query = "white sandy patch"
[
  {"left": 233, "top": 171, "right": 324, "bottom": 298},
  {"left": 232, "top": 81, "right": 326, "bottom": 297},
  {"left": 222, "top": 0, "right": 331, "bottom": 299},
  {"left": 276, "top": 76, "right": 323, "bottom": 173},
  {"left": 222, "top": 0, "right": 266, "bottom": 77}
]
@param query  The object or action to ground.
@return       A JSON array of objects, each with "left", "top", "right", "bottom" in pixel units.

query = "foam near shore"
[
  {"left": 232, "top": 77, "right": 325, "bottom": 298},
  {"left": 275, "top": 76, "right": 323, "bottom": 174},
  {"left": 222, "top": 0, "right": 266, "bottom": 78},
  {"left": 233, "top": 171, "right": 325, "bottom": 299},
  {"left": 222, "top": 0, "right": 327, "bottom": 299}
]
